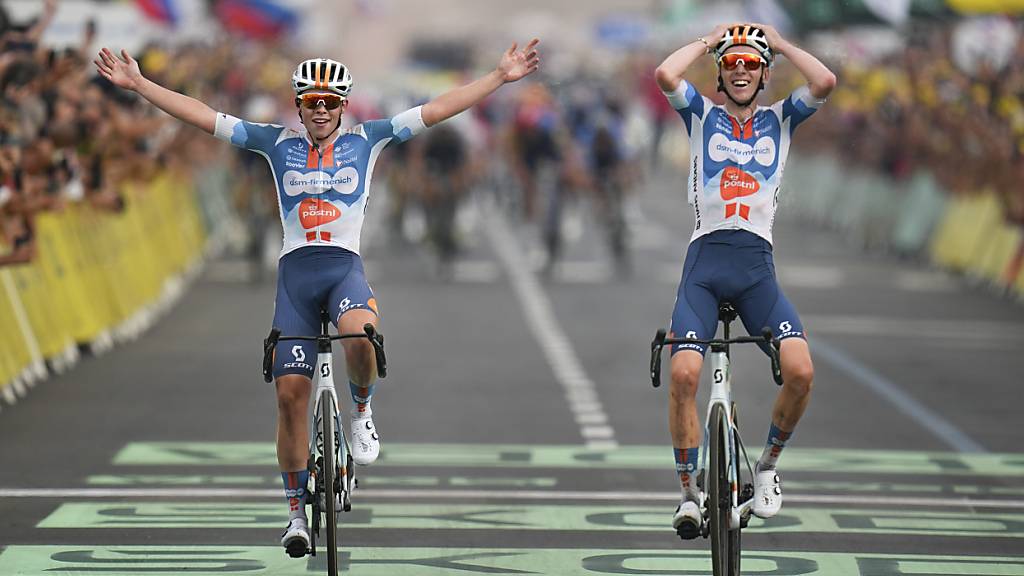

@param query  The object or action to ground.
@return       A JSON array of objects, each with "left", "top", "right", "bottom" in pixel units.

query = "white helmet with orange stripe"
[
  {"left": 291, "top": 58, "right": 353, "bottom": 97},
  {"left": 714, "top": 25, "right": 773, "bottom": 67}
]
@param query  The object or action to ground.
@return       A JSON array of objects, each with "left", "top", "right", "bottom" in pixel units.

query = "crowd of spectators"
[
  {"left": 0, "top": 0, "right": 298, "bottom": 268},
  {"left": 3, "top": 3, "right": 1022, "bottom": 271},
  {"left": 797, "top": 21, "right": 1024, "bottom": 225}
]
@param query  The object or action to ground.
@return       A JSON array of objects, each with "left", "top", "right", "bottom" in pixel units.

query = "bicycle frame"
[
  {"left": 262, "top": 315, "right": 386, "bottom": 574},
  {"left": 702, "top": 343, "right": 752, "bottom": 529},
  {"left": 310, "top": 336, "right": 350, "bottom": 516},
  {"left": 649, "top": 308, "right": 784, "bottom": 532}
]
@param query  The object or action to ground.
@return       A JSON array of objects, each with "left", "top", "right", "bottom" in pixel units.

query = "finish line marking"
[{"left": 2, "top": 487, "right": 1023, "bottom": 509}]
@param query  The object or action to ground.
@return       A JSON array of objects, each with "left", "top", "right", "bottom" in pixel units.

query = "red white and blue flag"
[
  {"left": 135, "top": 0, "right": 179, "bottom": 25},
  {"left": 214, "top": 0, "right": 298, "bottom": 40}
]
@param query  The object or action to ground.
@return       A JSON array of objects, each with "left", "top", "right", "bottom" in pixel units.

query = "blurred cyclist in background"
[
  {"left": 95, "top": 38, "right": 540, "bottom": 557},
  {"left": 654, "top": 23, "right": 835, "bottom": 538}
]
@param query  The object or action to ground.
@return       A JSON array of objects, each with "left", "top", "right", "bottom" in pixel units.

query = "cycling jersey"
[
  {"left": 664, "top": 81, "right": 824, "bottom": 245},
  {"left": 214, "top": 107, "right": 426, "bottom": 257}
]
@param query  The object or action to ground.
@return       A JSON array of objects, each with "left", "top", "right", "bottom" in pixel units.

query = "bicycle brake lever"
[
  {"left": 363, "top": 323, "right": 387, "bottom": 379},
  {"left": 761, "top": 327, "right": 783, "bottom": 387},
  {"left": 650, "top": 329, "right": 666, "bottom": 388},
  {"left": 262, "top": 328, "right": 281, "bottom": 383}
]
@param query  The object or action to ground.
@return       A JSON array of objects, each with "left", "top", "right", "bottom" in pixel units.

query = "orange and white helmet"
[
  {"left": 715, "top": 26, "right": 773, "bottom": 66},
  {"left": 291, "top": 58, "right": 353, "bottom": 97}
]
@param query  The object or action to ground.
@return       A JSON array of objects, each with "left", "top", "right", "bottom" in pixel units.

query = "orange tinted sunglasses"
[
  {"left": 298, "top": 93, "right": 344, "bottom": 110},
  {"left": 718, "top": 52, "right": 765, "bottom": 72}
]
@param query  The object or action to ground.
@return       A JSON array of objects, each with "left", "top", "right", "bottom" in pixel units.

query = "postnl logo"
[
  {"left": 721, "top": 167, "right": 759, "bottom": 220},
  {"left": 299, "top": 198, "right": 341, "bottom": 229}
]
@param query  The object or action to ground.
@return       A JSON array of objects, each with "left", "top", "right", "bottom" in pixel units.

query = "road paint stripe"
[
  {"left": 112, "top": 442, "right": 1024, "bottom": 475},
  {"left": 4, "top": 487, "right": 1024, "bottom": 509},
  {"left": 484, "top": 209, "right": 616, "bottom": 449},
  {"left": 813, "top": 339, "right": 987, "bottom": 453}
]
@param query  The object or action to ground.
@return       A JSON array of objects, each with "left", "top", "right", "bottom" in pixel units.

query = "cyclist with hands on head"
[
  {"left": 654, "top": 23, "right": 835, "bottom": 538},
  {"left": 94, "top": 39, "right": 540, "bottom": 556}
]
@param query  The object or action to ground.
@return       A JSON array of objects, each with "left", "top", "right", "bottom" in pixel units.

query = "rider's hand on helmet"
[
  {"left": 94, "top": 48, "right": 143, "bottom": 92},
  {"left": 497, "top": 38, "right": 540, "bottom": 83},
  {"left": 706, "top": 23, "right": 744, "bottom": 46},
  {"left": 749, "top": 23, "right": 786, "bottom": 53}
]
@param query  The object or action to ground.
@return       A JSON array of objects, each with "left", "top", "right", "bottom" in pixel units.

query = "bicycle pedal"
[
  {"left": 675, "top": 521, "right": 701, "bottom": 540},
  {"left": 284, "top": 541, "right": 308, "bottom": 559}
]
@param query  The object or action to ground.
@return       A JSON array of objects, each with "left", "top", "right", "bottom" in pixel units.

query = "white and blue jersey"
[
  {"left": 664, "top": 81, "right": 822, "bottom": 245},
  {"left": 664, "top": 81, "right": 825, "bottom": 355},
  {"left": 213, "top": 107, "right": 426, "bottom": 257}
]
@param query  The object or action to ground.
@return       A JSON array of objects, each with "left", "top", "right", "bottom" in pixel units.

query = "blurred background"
[
  {"left": 2, "top": 0, "right": 1024, "bottom": 412},
  {"left": 1, "top": 1, "right": 1023, "bottom": 572}
]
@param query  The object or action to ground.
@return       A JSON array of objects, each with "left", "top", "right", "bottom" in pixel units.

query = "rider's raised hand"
[
  {"left": 94, "top": 48, "right": 143, "bottom": 92},
  {"left": 705, "top": 23, "right": 743, "bottom": 47},
  {"left": 749, "top": 23, "right": 786, "bottom": 53},
  {"left": 497, "top": 38, "right": 540, "bottom": 83}
]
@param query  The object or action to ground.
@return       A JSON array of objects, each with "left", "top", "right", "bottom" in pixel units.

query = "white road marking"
[
  {"left": 1, "top": 487, "right": 1021, "bottom": 509},
  {"left": 485, "top": 209, "right": 616, "bottom": 449}
]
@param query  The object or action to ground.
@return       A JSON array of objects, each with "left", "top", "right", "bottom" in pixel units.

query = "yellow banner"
[{"left": 0, "top": 171, "right": 208, "bottom": 398}]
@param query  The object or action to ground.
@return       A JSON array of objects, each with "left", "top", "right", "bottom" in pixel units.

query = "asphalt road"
[{"left": 1, "top": 163, "right": 1022, "bottom": 575}]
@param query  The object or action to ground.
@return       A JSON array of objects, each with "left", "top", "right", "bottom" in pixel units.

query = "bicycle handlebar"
[
  {"left": 649, "top": 327, "right": 783, "bottom": 388},
  {"left": 262, "top": 324, "right": 387, "bottom": 383}
]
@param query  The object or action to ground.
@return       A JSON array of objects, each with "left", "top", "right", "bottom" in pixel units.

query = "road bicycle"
[
  {"left": 649, "top": 302, "right": 783, "bottom": 576},
  {"left": 262, "top": 310, "right": 387, "bottom": 576}
]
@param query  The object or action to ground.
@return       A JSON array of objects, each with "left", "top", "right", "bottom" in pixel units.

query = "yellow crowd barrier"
[
  {"left": 0, "top": 171, "right": 207, "bottom": 401},
  {"left": 928, "top": 191, "right": 1024, "bottom": 298}
]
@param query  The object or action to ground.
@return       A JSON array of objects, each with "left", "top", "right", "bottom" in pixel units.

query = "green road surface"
[{"left": 113, "top": 442, "right": 1024, "bottom": 476}]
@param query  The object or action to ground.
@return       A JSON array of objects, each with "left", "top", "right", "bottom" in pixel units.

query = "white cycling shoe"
[
  {"left": 752, "top": 468, "right": 782, "bottom": 518},
  {"left": 350, "top": 413, "right": 380, "bottom": 465},
  {"left": 281, "top": 517, "right": 310, "bottom": 558},
  {"left": 672, "top": 500, "right": 702, "bottom": 540}
]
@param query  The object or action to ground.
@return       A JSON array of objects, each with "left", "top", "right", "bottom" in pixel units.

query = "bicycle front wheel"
[
  {"left": 708, "top": 404, "right": 740, "bottom": 576},
  {"left": 320, "top": 390, "right": 339, "bottom": 576}
]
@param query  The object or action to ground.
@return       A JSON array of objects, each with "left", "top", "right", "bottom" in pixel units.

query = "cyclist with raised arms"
[
  {"left": 654, "top": 24, "right": 835, "bottom": 538},
  {"left": 94, "top": 39, "right": 540, "bottom": 555}
]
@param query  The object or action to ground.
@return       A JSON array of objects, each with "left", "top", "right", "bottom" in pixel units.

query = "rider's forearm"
[
  {"left": 776, "top": 40, "right": 836, "bottom": 99},
  {"left": 655, "top": 41, "right": 708, "bottom": 92},
  {"left": 134, "top": 77, "right": 218, "bottom": 134},
  {"left": 421, "top": 70, "right": 504, "bottom": 127}
]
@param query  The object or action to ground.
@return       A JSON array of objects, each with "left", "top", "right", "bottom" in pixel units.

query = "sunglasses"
[
  {"left": 298, "top": 92, "right": 344, "bottom": 110},
  {"left": 718, "top": 53, "right": 765, "bottom": 72}
]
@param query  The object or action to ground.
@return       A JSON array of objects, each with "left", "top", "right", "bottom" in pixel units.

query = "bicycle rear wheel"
[
  {"left": 708, "top": 404, "right": 741, "bottom": 576},
  {"left": 320, "top": 390, "right": 339, "bottom": 576}
]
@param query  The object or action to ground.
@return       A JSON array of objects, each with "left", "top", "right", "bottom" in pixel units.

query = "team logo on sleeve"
[{"left": 299, "top": 198, "right": 341, "bottom": 229}]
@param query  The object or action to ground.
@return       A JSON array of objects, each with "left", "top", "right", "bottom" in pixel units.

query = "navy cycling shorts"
[
  {"left": 669, "top": 230, "right": 805, "bottom": 356},
  {"left": 271, "top": 246, "right": 377, "bottom": 380}
]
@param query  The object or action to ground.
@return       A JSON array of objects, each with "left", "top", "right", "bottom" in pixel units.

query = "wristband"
[{"left": 696, "top": 37, "right": 711, "bottom": 55}]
